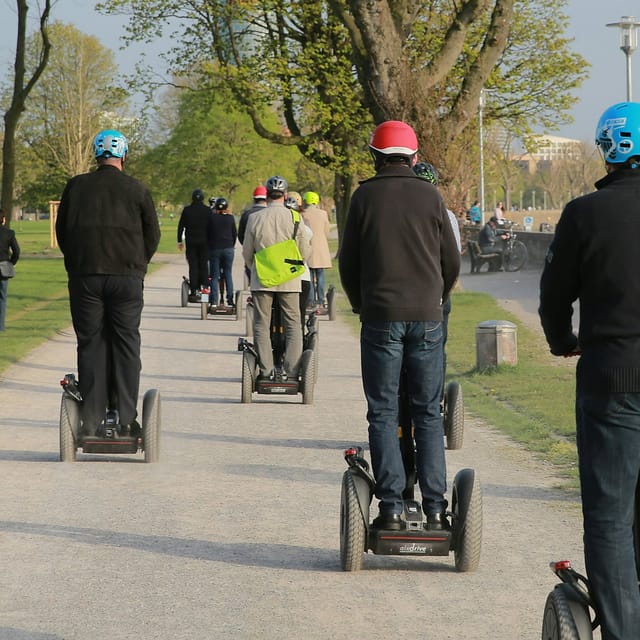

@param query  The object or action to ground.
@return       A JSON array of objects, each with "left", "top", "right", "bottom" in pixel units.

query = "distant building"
[{"left": 514, "top": 135, "right": 582, "bottom": 174}]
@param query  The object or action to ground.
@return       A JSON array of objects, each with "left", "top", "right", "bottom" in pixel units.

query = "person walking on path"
[
  {"left": 55, "top": 129, "right": 160, "bottom": 436},
  {"left": 207, "top": 197, "right": 237, "bottom": 308},
  {"left": 242, "top": 175, "right": 311, "bottom": 381},
  {"left": 301, "top": 190, "right": 332, "bottom": 309},
  {"left": 339, "top": 120, "right": 460, "bottom": 531},
  {"left": 0, "top": 210, "right": 20, "bottom": 332},
  {"left": 539, "top": 100, "right": 640, "bottom": 640},
  {"left": 177, "top": 189, "right": 211, "bottom": 301}
]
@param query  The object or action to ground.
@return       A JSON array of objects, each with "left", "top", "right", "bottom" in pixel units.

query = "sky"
[{"left": 0, "top": 0, "right": 639, "bottom": 144}]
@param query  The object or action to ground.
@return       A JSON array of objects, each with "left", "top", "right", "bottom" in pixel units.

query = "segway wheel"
[
  {"left": 305, "top": 332, "right": 319, "bottom": 384},
  {"left": 444, "top": 381, "right": 464, "bottom": 450},
  {"left": 181, "top": 280, "right": 189, "bottom": 307},
  {"left": 241, "top": 350, "right": 256, "bottom": 403},
  {"left": 235, "top": 290, "right": 243, "bottom": 321},
  {"left": 59, "top": 395, "right": 79, "bottom": 462},
  {"left": 541, "top": 584, "right": 591, "bottom": 640},
  {"left": 452, "top": 468, "right": 483, "bottom": 572},
  {"left": 300, "top": 350, "right": 315, "bottom": 405},
  {"left": 340, "top": 471, "right": 366, "bottom": 571},
  {"left": 142, "top": 388, "right": 161, "bottom": 463},
  {"left": 327, "top": 285, "right": 336, "bottom": 321},
  {"left": 201, "top": 301, "right": 208, "bottom": 320}
]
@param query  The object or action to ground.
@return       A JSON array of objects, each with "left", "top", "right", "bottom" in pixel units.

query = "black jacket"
[
  {"left": 539, "top": 168, "right": 640, "bottom": 392},
  {"left": 177, "top": 202, "right": 211, "bottom": 246},
  {"left": 56, "top": 165, "right": 160, "bottom": 278},
  {"left": 338, "top": 164, "right": 460, "bottom": 322},
  {"left": 0, "top": 225, "right": 20, "bottom": 265},
  {"left": 208, "top": 212, "right": 237, "bottom": 251}
]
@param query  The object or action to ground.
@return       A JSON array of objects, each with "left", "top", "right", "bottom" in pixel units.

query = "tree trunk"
[
  {"left": 333, "top": 171, "right": 355, "bottom": 252},
  {"left": 1, "top": 0, "right": 51, "bottom": 223}
]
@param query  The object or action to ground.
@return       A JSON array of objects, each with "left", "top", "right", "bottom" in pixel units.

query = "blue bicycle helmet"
[
  {"left": 93, "top": 129, "right": 128, "bottom": 159},
  {"left": 595, "top": 102, "right": 640, "bottom": 165}
]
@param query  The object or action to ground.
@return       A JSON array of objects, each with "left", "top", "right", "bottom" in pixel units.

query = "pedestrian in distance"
[
  {"left": 242, "top": 175, "right": 311, "bottom": 381},
  {"left": 207, "top": 197, "right": 237, "bottom": 308},
  {"left": 55, "top": 129, "right": 160, "bottom": 436},
  {"left": 540, "top": 101, "right": 640, "bottom": 640},
  {"left": 301, "top": 190, "right": 332, "bottom": 310},
  {"left": 0, "top": 209, "right": 20, "bottom": 332},
  {"left": 339, "top": 120, "right": 460, "bottom": 532},
  {"left": 478, "top": 216, "right": 509, "bottom": 271},
  {"left": 177, "top": 189, "right": 211, "bottom": 301},
  {"left": 467, "top": 200, "right": 482, "bottom": 225}
]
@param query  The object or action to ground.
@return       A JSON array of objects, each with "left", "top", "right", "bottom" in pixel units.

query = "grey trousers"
[{"left": 252, "top": 290, "right": 302, "bottom": 377}]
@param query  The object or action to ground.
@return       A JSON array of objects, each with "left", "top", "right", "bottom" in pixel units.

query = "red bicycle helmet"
[
  {"left": 253, "top": 185, "right": 267, "bottom": 200},
  {"left": 369, "top": 120, "right": 418, "bottom": 155}
]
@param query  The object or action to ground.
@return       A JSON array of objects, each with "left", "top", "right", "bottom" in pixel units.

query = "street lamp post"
[
  {"left": 607, "top": 16, "right": 640, "bottom": 101},
  {"left": 478, "top": 88, "right": 487, "bottom": 226}
]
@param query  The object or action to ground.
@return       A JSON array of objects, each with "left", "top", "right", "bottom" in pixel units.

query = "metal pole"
[
  {"left": 626, "top": 51, "right": 633, "bottom": 100},
  {"left": 479, "top": 90, "right": 486, "bottom": 226}
]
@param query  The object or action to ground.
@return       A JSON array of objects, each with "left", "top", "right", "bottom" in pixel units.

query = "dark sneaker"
[
  {"left": 372, "top": 513, "right": 406, "bottom": 531},
  {"left": 426, "top": 512, "right": 449, "bottom": 530}
]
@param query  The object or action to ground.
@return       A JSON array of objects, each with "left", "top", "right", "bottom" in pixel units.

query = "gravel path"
[{"left": 0, "top": 253, "right": 592, "bottom": 640}]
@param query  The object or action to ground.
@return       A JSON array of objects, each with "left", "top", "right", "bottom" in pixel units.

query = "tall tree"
[
  {"left": 1, "top": 0, "right": 52, "bottom": 222},
  {"left": 98, "top": 0, "right": 587, "bottom": 230},
  {"left": 14, "top": 21, "right": 129, "bottom": 208}
]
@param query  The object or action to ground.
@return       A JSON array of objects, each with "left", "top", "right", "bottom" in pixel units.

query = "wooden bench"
[{"left": 467, "top": 240, "right": 500, "bottom": 274}]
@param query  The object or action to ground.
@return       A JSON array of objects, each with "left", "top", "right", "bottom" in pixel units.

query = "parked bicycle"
[{"left": 500, "top": 226, "right": 528, "bottom": 272}]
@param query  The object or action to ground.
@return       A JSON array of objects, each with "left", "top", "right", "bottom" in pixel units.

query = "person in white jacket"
[{"left": 242, "top": 175, "right": 311, "bottom": 380}]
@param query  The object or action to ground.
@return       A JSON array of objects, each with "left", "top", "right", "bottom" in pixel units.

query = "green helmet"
[{"left": 303, "top": 191, "right": 320, "bottom": 206}]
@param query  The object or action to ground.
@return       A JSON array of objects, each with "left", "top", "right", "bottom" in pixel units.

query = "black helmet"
[
  {"left": 192, "top": 189, "right": 205, "bottom": 202},
  {"left": 413, "top": 162, "right": 439, "bottom": 185},
  {"left": 208, "top": 196, "right": 217, "bottom": 206},
  {"left": 215, "top": 197, "right": 228, "bottom": 211},
  {"left": 265, "top": 175, "right": 288, "bottom": 197}
]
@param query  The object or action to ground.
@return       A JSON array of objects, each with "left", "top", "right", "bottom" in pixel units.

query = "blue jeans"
[
  {"left": 576, "top": 391, "right": 640, "bottom": 640},
  {"left": 309, "top": 268, "right": 325, "bottom": 306},
  {"left": 208, "top": 248, "right": 235, "bottom": 305},
  {"left": 360, "top": 320, "right": 446, "bottom": 516}
]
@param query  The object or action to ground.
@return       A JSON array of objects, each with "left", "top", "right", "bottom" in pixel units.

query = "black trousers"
[
  {"left": 185, "top": 242, "right": 210, "bottom": 292},
  {"left": 68, "top": 275, "right": 144, "bottom": 433}
]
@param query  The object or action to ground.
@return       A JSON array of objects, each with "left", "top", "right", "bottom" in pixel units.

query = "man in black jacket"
[
  {"left": 177, "top": 189, "right": 211, "bottom": 301},
  {"left": 56, "top": 129, "right": 160, "bottom": 436},
  {"left": 339, "top": 120, "right": 460, "bottom": 532},
  {"left": 539, "top": 101, "right": 640, "bottom": 639}
]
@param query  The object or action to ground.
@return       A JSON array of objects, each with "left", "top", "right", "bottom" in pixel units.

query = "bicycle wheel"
[{"left": 504, "top": 240, "right": 528, "bottom": 272}]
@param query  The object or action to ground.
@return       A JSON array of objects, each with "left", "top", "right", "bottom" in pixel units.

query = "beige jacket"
[
  {"left": 242, "top": 201, "right": 312, "bottom": 292},
  {"left": 301, "top": 205, "right": 332, "bottom": 268}
]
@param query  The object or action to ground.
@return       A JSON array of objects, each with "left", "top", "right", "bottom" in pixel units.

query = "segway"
[
  {"left": 204, "top": 272, "right": 246, "bottom": 321},
  {"left": 238, "top": 296, "right": 317, "bottom": 404},
  {"left": 180, "top": 277, "right": 210, "bottom": 320},
  {"left": 59, "top": 374, "right": 161, "bottom": 463},
  {"left": 339, "top": 372, "right": 482, "bottom": 572},
  {"left": 443, "top": 380, "right": 464, "bottom": 450},
  {"left": 541, "top": 483, "right": 640, "bottom": 639},
  {"left": 313, "top": 285, "right": 337, "bottom": 321}
]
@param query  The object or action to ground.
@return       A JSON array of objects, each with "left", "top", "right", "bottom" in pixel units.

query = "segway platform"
[{"left": 59, "top": 374, "right": 161, "bottom": 463}]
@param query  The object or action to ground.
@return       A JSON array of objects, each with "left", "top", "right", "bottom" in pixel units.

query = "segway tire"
[
  {"left": 181, "top": 280, "right": 189, "bottom": 307},
  {"left": 452, "top": 468, "right": 483, "bottom": 572},
  {"left": 235, "top": 290, "right": 243, "bottom": 321},
  {"left": 327, "top": 285, "right": 336, "bottom": 321},
  {"left": 306, "top": 332, "right": 318, "bottom": 384},
  {"left": 340, "top": 471, "right": 366, "bottom": 571},
  {"left": 59, "top": 395, "right": 79, "bottom": 462},
  {"left": 300, "top": 350, "right": 315, "bottom": 405},
  {"left": 142, "top": 388, "right": 161, "bottom": 463},
  {"left": 541, "top": 584, "right": 590, "bottom": 640},
  {"left": 241, "top": 351, "right": 255, "bottom": 403},
  {"left": 444, "top": 381, "right": 464, "bottom": 450},
  {"left": 201, "top": 301, "right": 208, "bottom": 320}
]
